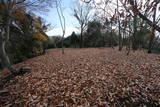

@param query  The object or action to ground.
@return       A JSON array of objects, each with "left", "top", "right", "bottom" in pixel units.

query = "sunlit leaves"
[{"left": 35, "top": 33, "right": 48, "bottom": 41}]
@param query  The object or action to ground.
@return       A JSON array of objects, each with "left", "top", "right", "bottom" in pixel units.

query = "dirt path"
[{"left": 1, "top": 48, "right": 160, "bottom": 106}]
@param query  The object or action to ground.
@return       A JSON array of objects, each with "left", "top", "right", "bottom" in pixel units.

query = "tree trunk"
[
  {"left": 80, "top": 27, "right": 83, "bottom": 48},
  {"left": 127, "top": 19, "right": 131, "bottom": 55},
  {"left": 0, "top": 37, "right": 17, "bottom": 74},
  {"left": 118, "top": 22, "right": 122, "bottom": 51},
  {"left": 117, "top": 0, "right": 122, "bottom": 51},
  {"left": 0, "top": 17, "right": 18, "bottom": 74},
  {"left": 80, "top": 32, "right": 82, "bottom": 48},
  {"left": 148, "top": 3, "right": 157, "bottom": 53},
  {"left": 122, "top": 23, "right": 127, "bottom": 49},
  {"left": 61, "top": 32, "right": 65, "bottom": 54},
  {"left": 110, "top": 22, "right": 114, "bottom": 49},
  {"left": 132, "top": 14, "right": 138, "bottom": 51},
  {"left": 148, "top": 28, "right": 155, "bottom": 53}
]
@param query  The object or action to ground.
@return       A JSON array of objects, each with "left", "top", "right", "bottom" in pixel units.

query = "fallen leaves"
[{"left": 0, "top": 48, "right": 160, "bottom": 106}]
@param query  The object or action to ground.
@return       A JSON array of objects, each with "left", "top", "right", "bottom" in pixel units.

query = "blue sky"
[
  {"left": 36, "top": 0, "right": 160, "bottom": 37},
  {"left": 40, "top": 0, "right": 80, "bottom": 37}
]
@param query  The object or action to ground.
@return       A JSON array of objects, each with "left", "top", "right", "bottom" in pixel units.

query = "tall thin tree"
[
  {"left": 56, "top": 0, "right": 66, "bottom": 54},
  {"left": 72, "top": 2, "right": 91, "bottom": 48}
]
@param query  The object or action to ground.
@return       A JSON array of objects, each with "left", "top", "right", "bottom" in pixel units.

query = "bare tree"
[
  {"left": 83, "top": 0, "right": 160, "bottom": 32},
  {"left": 120, "top": 0, "right": 160, "bottom": 32},
  {"left": 148, "top": 1, "right": 158, "bottom": 53},
  {"left": 126, "top": 17, "right": 132, "bottom": 55},
  {"left": 119, "top": 0, "right": 160, "bottom": 52},
  {"left": 72, "top": 2, "right": 92, "bottom": 48},
  {"left": 56, "top": 0, "right": 66, "bottom": 54},
  {"left": 116, "top": 0, "right": 123, "bottom": 51}
]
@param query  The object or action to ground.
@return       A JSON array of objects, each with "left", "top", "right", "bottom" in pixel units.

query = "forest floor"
[{"left": 0, "top": 48, "right": 160, "bottom": 106}]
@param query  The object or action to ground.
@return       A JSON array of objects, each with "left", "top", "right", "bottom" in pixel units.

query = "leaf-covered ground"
[{"left": 0, "top": 48, "right": 160, "bottom": 106}]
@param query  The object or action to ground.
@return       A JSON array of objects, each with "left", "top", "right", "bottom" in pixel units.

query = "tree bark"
[
  {"left": 110, "top": 21, "right": 114, "bottom": 49},
  {"left": 148, "top": 3, "right": 157, "bottom": 53},
  {"left": 80, "top": 27, "right": 83, "bottom": 48},
  {"left": 0, "top": 31, "right": 17, "bottom": 74},
  {"left": 117, "top": 0, "right": 122, "bottom": 51},
  {"left": 148, "top": 28, "right": 155, "bottom": 53},
  {"left": 132, "top": 14, "right": 138, "bottom": 50},
  {"left": 61, "top": 31, "right": 65, "bottom": 54},
  {"left": 127, "top": 19, "right": 131, "bottom": 55}
]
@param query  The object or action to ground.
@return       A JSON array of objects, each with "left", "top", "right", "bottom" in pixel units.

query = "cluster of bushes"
[
  {"left": 5, "top": 29, "right": 48, "bottom": 65},
  {"left": 0, "top": 13, "right": 49, "bottom": 69}
]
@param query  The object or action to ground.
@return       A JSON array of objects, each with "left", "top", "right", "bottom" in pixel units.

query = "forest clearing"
[
  {"left": 0, "top": 48, "right": 160, "bottom": 106},
  {"left": 1, "top": 0, "right": 160, "bottom": 106}
]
